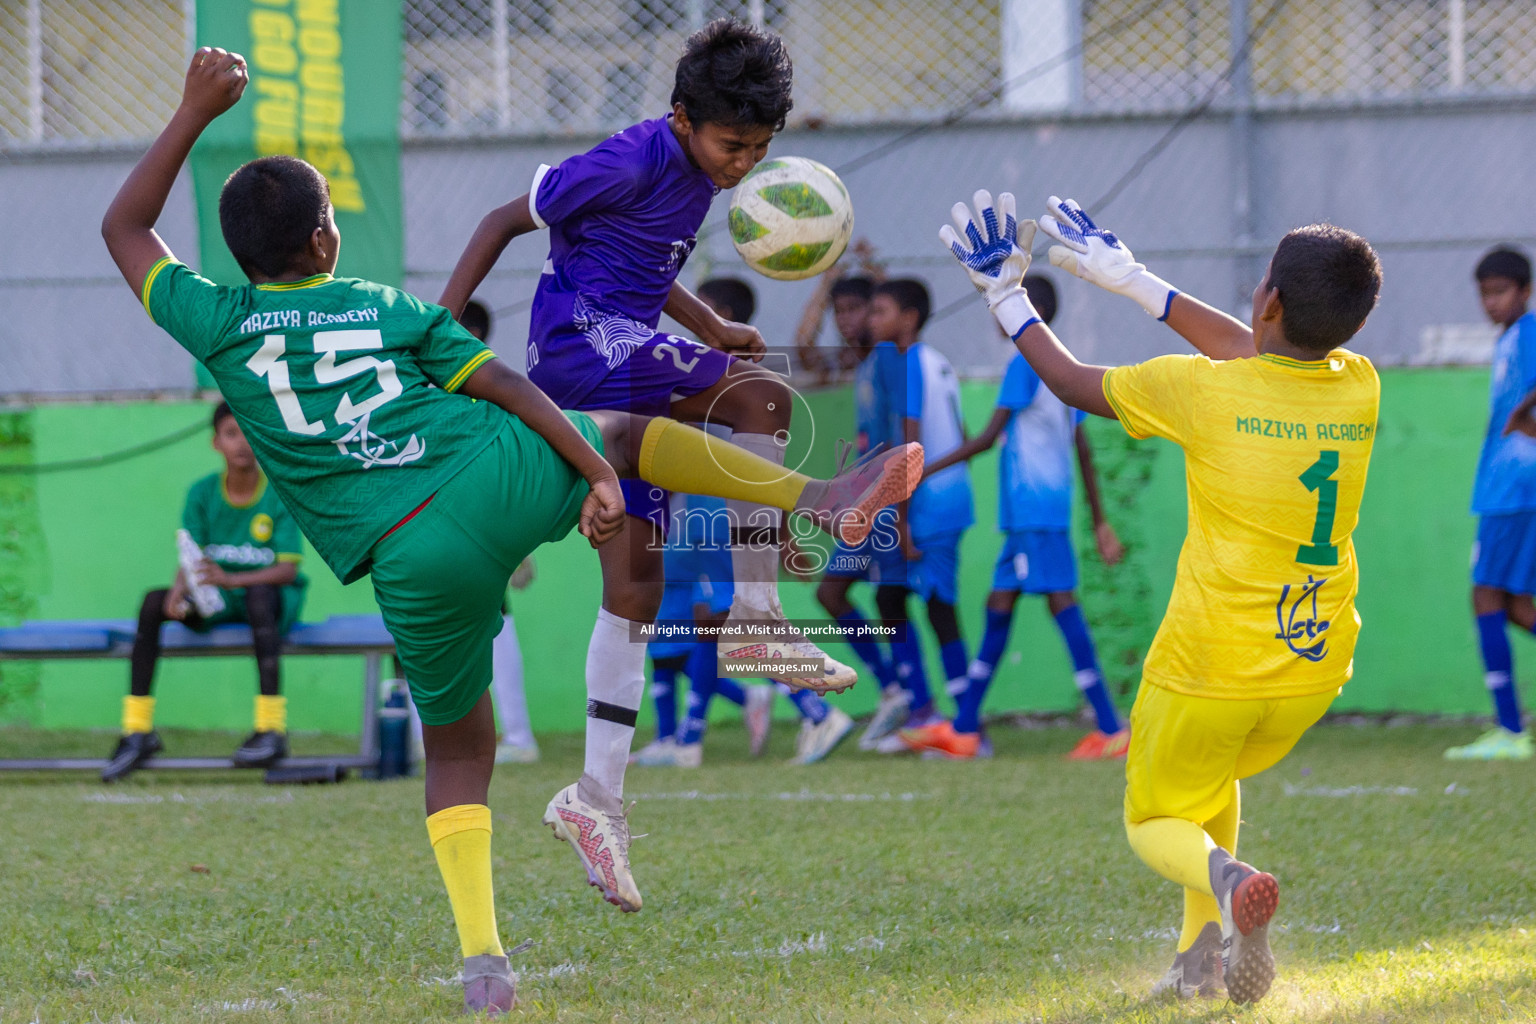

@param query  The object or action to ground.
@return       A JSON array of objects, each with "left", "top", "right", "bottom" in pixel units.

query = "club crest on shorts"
[{"left": 1275, "top": 575, "right": 1330, "bottom": 662}]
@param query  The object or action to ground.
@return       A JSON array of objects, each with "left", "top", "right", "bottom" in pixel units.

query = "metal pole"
[
  {"left": 26, "top": 0, "right": 42, "bottom": 142},
  {"left": 1229, "top": 0, "right": 1257, "bottom": 312},
  {"left": 1447, "top": 0, "right": 1466, "bottom": 91},
  {"left": 493, "top": 0, "right": 511, "bottom": 130},
  {"left": 748, "top": 0, "right": 765, "bottom": 28}
]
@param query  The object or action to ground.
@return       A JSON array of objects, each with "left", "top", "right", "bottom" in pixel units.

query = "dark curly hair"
[{"left": 672, "top": 18, "right": 793, "bottom": 131}]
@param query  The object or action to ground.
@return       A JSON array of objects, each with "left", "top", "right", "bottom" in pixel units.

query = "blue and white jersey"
[
  {"left": 895, "top": 341, "right": 974, "bottom": 543},
  {"left": 852, "top": 351, "right": 888, "bottom": 455},
  {"left": 1474, "top": 312, "right": 1536, "bottom": 514},
  {"left": 997, "top": 352, "right": 1084, "bottom": 530}
]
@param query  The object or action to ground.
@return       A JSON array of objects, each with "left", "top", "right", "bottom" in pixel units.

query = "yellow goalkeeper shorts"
[{"left": 1124, "top": 681, "right": 1339, "bottom": 827}]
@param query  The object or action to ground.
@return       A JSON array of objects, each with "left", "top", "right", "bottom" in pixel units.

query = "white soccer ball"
[{"left": 728, "top": 156, "right": 854, "bottom": 281}]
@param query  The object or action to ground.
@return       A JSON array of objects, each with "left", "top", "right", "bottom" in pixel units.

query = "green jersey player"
[
  {"left": 103, "top": 401, "right": 308, "bottom": 782},
  {"left": 101, "top": 48, "right": 921, "bottom": 1016}
]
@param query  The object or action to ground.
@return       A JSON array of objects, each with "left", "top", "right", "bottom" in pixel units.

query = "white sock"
[
  {"left": 727, "top": 432, "right": 785, "bottom": 611},
  {"left": 583, "top": 608, "right": 645, "bottom": 798},
  {"left": 491, "top": 614, "right": 535, "bottom": 747}
]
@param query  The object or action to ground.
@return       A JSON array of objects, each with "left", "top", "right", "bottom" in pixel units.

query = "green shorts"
[
  {"left": 199, "top": 582, "right": 306, "bottom": 635},
  {"left": 368, "top": 411, "right": 601, "bottom": 726}
]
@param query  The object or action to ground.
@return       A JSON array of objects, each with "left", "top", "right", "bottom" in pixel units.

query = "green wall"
[{"left": 0, "top": 368, "right": 1510, "bottom": 736}]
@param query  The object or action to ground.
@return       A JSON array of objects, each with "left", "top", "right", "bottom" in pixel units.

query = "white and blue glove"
[
  {"left": 939, "top": 190, "right": 1041, "bottom": 339},
  {"left": 1040, "top": 196, "right": 1177, "bottom": 320}
]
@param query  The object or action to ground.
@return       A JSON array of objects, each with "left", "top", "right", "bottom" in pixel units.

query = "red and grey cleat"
[
  {"left": 542, "top": 774, "right": 642, "bottom": 912},
  {"left": 796, "top": 442, "right": 925, "bottom": 546},
  {"left": 1214, "top": 855, "right": 1280, "bottom": 1004}
]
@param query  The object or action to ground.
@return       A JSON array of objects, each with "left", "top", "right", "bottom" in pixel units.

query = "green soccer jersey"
[
  {"left": 183, "top": 470, "right": 306, "bottom": 583},
  {"left": 142, "top": 259, "right": 501, "bottom": 582}
]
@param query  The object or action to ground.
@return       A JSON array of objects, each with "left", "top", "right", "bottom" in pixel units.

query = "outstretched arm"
[
  {"left": 1074, "top": 425, "right": 1124, "bottom": 565},
  {"left": 457, "top": 359, "right": 626, "bottom": 546},
  {"left": 102, "top": 47, "right": 248, "bottom": 296},
  {"left": 940, "top": 191, "right": 1116, "bottom": 419},
  {"left": 1040, "top": 196, "right": 1254, "bottom": 362},
  {"left": 438, "top": 195, "right": 539, "bottom": 320},
  {"left": 922, "top": 406, "right": 1009, "bottom": 478}
]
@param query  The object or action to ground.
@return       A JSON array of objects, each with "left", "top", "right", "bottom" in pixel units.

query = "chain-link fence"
[{"left": 5, "top": 0, "right": 1536, "bottom": 149}]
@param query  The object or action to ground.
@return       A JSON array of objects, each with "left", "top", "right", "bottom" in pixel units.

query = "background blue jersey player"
[
  {"left": 906, "top": 275, "right": 1128, "bottom": 760},
  {"left": 1448, "top": 247, "right": 1536, "bottom": 761},
  {"left": 440, "top": 19, "right": 922, "bottom": 847},
  {"left": 631, "top": 278, "right": 854, "bottom": 767},
  {"left": 809, "top": 272, "right": 910, "bottom": 717},
  {"left": 861, "top": 279, "right": 975, "bottom": 753}
]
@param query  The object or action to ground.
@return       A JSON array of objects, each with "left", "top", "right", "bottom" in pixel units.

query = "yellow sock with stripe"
[
  {"left": 1179, "top": 782, "right": 1239, "bottom": 951},
  {"left": 254, "top": 695, "right": 287, "bottom": 734},
  {"left": 122, "top": 695, "right": 155, "bottom": 734},
  {"left": 638, "top": 418, "right": 810, "bottom": 513},
  {"left": 426, "top": 804, "right": 504, "bottom": 958}
]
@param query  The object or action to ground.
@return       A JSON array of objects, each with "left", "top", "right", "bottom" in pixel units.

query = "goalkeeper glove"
[
  {"left": 939, "top": 190, "right": 1041, "bottom": 339},
  {"left": 1039, "top": 196, "right": 1177, "bottom": 320}
]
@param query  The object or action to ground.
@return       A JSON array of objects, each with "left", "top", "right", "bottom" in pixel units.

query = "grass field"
[{"left": 2, "top": 720, "right": 1534, "bottom": 1023}]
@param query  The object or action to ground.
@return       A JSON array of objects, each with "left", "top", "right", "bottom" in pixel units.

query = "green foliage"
[
  {"left": 1075, "top": 417, "right": 1160, "bottom": 699},
  {"left": 1, "top": 722, "right": 1532, "bottom": 1023},
  {"left": 0, "top": 410, "right": 44, "bottom": 724}
]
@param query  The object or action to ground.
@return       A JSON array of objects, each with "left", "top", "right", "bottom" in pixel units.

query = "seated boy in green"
[
  {"left": 101, "top": 48, "right": 918, "bottom": 1016},
  {"left": 103, "top": 400, "right": 307, "bottom": 782}
]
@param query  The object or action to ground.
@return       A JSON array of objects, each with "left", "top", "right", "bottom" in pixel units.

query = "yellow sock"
[
  {"left": 1179, "top": 782, "right": 1241, "bottom": 950},
  {"left": 638, "top": 418, "right": 810, "bottom": 512},
  {"left": 1126, "top": 815, "right": 1217, "bottom": 895},
  {"left": 255, "top": 694, "right": 287, "bottom": 733},
  {"left": 122, "top": 695, "right": 155, "bottom": 734},
  {"left": 426, "top": 804, "right": 504, "bottom": 958}
]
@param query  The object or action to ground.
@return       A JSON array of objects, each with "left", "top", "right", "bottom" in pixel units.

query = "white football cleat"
[
  {"left": 542, "top": 773, "right": 642, "bottom": 912},
  {"left": 628, "top": 736, "right": 676, "bottom": 765},
  {"left": 857, "top": 685, "right": 911, "bottom": 750},
  {"left": 790, "top": 706, "right": 855, "bottom": 765},
  {"left": 1213, "top": 854, "right": 1279, "bottom": 1005},
  {"left": 716, "top": 596, "right": 857, "bottom": 694}
]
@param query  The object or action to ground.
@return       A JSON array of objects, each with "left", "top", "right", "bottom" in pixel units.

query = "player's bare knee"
[
  {"left": 1473, "top": 585, "right": 1508, "bottom": 616},
  {"left": 719, "top": 370, "right": 792, "bottom": 432},
  {"left": 1046, "top": 591, "right": 1077, "bottom": 616}
]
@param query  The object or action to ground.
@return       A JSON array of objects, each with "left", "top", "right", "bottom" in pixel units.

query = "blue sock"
[
  {"left": 892, "top": 626, "right": 931, "bottom": 713},
  {"left": 1478, "top": 610, "right": 1523, "bottom": 733},
  {"left": 679, "top": 644, "right": 720, "bottom": 745},
  {"left": 939, "top": 638, "right": 969, "bottom": 705},
  {"left": 954, "top": 608, "right": 1013, "bottom": 734},
  {"left": 778, "top": 682, "right": 830, "bottom": 724},
  {"left": 650, "top": 663, "right": 678, "bottom": 741},
  {"left": 836, "top": 610, "right": 894, "bottom": 686},
  {"left": 684, "top": 642, "right": 746, "bottom": 706},
  {"left": 1055, "top": 604, "right": 1122, "bottom": 734}
]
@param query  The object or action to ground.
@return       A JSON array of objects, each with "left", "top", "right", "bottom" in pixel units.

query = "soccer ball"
[{"left": 728, "top": 156, "right": 853, "bottom": 281}]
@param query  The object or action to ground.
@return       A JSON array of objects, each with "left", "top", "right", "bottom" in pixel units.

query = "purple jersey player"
[{"left": 441, "top": 19, "right": 924, "bottom": 911}]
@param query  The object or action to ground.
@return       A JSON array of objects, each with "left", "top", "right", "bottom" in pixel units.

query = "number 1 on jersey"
[{"left": 1297, "top": 450, "right": 1339, "bottom": 566}]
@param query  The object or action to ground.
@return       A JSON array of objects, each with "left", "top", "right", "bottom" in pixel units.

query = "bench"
[{"left": 0, "top": 614, "right": 392, "bottom": 773}]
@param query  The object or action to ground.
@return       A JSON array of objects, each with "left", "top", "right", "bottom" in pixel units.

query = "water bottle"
[{"left": 377, "top": 679, "right": 411, "bottom": 779}]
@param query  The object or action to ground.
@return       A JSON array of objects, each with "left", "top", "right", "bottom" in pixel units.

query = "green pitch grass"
[{"left": 2, "top": 721, "right": 1534, "bottom": 1023}]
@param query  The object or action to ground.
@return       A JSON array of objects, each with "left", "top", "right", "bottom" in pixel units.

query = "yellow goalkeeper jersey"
[{"left": 1102, "top": 349, "right": 1380, "bottom": 699}]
